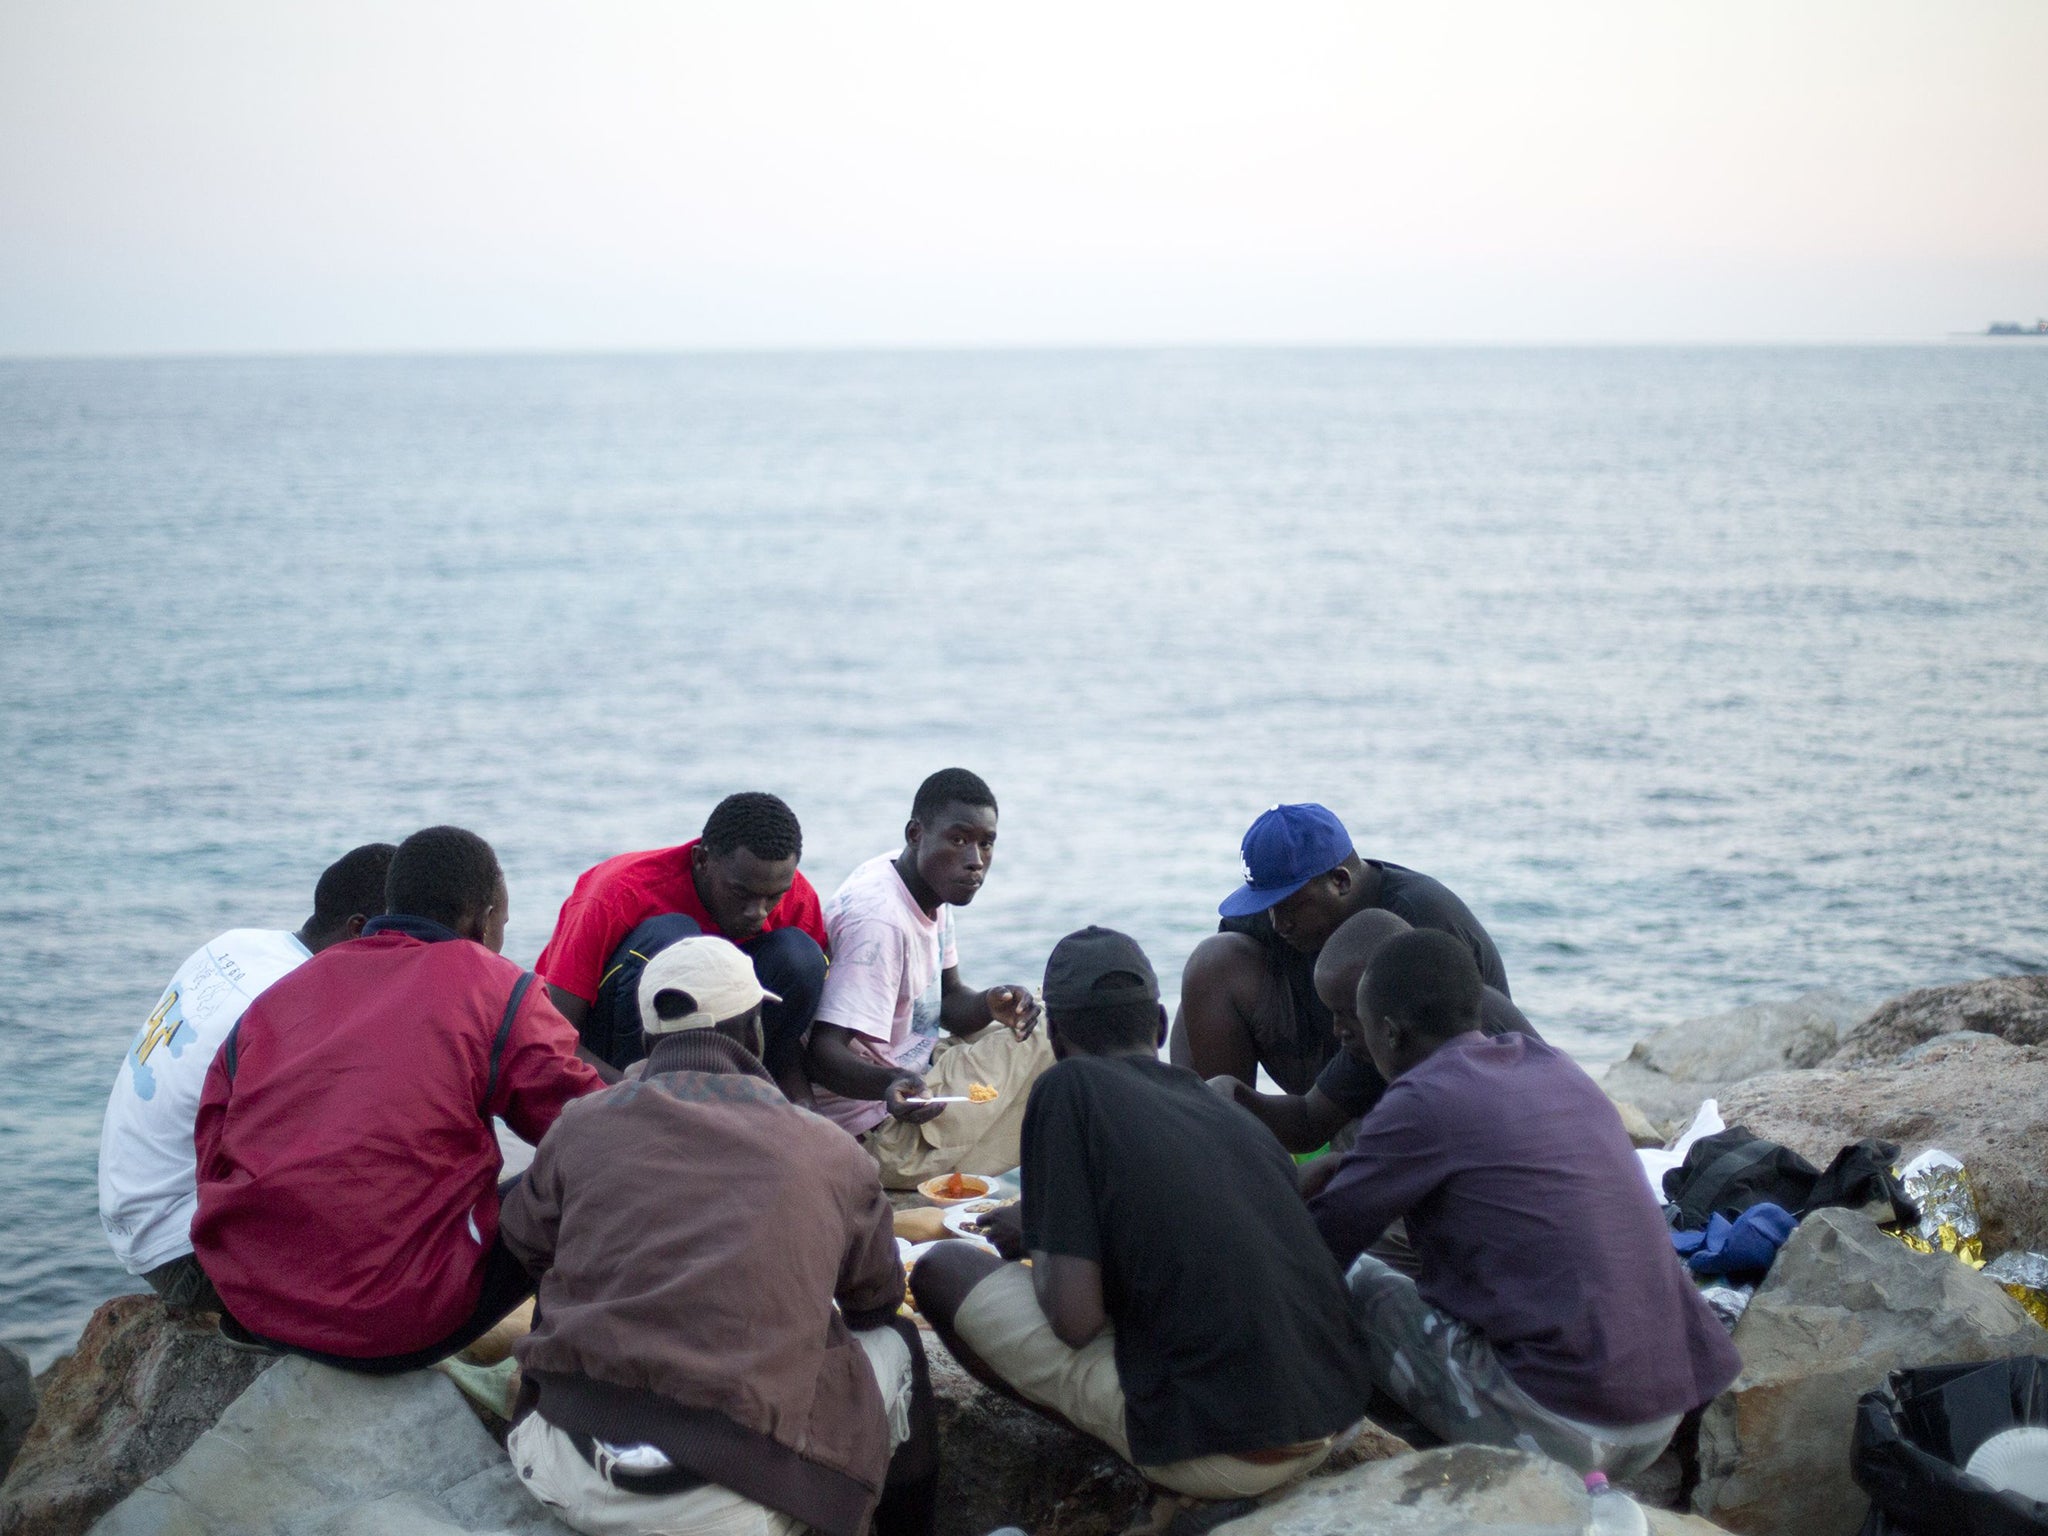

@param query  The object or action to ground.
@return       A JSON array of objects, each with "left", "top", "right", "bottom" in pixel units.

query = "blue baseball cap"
[{"left": 1217, "top": 803, "right": 1356, "bottom": 918}]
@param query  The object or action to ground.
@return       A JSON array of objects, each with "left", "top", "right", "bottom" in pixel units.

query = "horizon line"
[{"left": 0, "top": 334, "right": 2031, "bottom": 364}]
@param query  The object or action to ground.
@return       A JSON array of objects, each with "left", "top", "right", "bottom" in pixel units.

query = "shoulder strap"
[
  {"left": 220, "top": 1020, "right": 242, "bottom": 1080},
  {"left": 483, "top": 970, "right": 536, "bottom": 1116}
]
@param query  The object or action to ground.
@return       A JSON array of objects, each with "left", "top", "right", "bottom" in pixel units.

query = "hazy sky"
[{"left": 2, "top": 0, "right": 2044, "bottom": 352}]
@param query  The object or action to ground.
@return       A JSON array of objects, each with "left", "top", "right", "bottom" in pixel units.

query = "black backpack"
[
  {"left": 1664, "top": 1127, "right": 1916, "bottom": 1231},
  {"left": 585, "top": 914, "right": 704, "bottom": 1070},
  {"left": 1664, "top": 1128, "right": 1821, "bottom": 1229}
]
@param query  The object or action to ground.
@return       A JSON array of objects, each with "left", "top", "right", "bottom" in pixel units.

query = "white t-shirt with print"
[
  {"left": 98, "top": 928, "right": 311, "bottom": 1274},
  {"left": 810, "top": 854, "right": 958, "bottom": 1138}
]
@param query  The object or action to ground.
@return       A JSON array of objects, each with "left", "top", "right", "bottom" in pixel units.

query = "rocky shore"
[{"left": 3, "top": 974, "right": 2044, "bottom": 1536}]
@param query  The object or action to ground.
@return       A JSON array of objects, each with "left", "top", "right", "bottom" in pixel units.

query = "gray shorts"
[{"left": 1346, "top": 1254, "right": 1679, "bottom": 1478}]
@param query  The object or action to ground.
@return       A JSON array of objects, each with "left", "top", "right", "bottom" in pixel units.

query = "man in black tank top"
[{"left": 1168, "top": 804, "right": 1508, "bottom": 1094}]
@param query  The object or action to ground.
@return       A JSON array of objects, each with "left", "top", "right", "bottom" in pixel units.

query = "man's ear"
[
  {"left": 1382, "top": 1011, "right": 1413, "bottom": 1061},
  {"left": 1046, "top": 1013, "right": 1068, "bottom": 1061},
  {"left": 1327, "top": 864, "right": 1353, "bottom": 898},
  {"left": 690, "top": 843, "right": 708, "bottom": 876},
  {"left": 1153, "top": 1003, "right": 1168, "bottom": 1050},
  {"left": 459, "top": 904, "right": 494, "bottom": 944},
  {"left": 902, "top": 818, "right": 922, "bottom": 850},
  {"left": 344, "top": 913, "right": 369, "bottom": 938}
]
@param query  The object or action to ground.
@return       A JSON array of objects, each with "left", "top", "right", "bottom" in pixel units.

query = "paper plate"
[
  {"left": 1964, "top": 1426, "right": 2048, "bottom": 1504},
  {"left": 942, "top": 1199, "right": 1018, "bottom": 1239}
]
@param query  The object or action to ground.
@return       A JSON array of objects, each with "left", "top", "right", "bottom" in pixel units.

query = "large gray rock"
[
  {"left": 1601, "top": 991, "right": 1865, "bottom": 1131},
  {"left": 88, "top": 1357, "right": 572, "bottom": 1536},
  {"left": 1692, "top": 1207, "right": 2048, "bottom": 1536},
  {"left": 1826, "top": 973, "right": 2048, "bottom": 1066},
  {"left": 1214, "top": 1444, "right": 1728, "bottom": 1534},
  {"left": 0, "top": 1297, "right": 272, "bottom": 1536},
  {"left": 1716, "top": 1032, "right": 2048, "bottom": 1254},
  {"left": 0, "top": 1346, "right": 32, "bottom": 1483}
]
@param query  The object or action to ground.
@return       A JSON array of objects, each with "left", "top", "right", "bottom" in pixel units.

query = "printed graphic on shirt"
[
  {"left": 101, "top": 929, "right": 312, "bottom": 1274},
  {"left": 126, "top": 946, "right": 253, "bottom": 1099},
  {"left": 809, "top": 855, "right": 962, "bottom": 1136},
  {"left": 128, "top": 989, "right": 188, "bottom": 1100},
  {"left": 904, "top": 908, "right": 954, "bottom": 1067}
]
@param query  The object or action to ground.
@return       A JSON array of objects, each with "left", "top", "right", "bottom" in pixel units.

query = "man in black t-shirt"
[
  {"left": 1170, "top": 804, "right": 1509, "bottom": 1095},
  {"left": 911, "top": 927, "right": 1369, "bottom": 1503},
  {"left": 1212, "top": 909, "right": 1539, "bottom": 1166}
]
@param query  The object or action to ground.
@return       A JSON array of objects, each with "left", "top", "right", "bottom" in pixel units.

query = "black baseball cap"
[{"left": 1042, "top": 926, "right": 1159, "bottom": 1010}]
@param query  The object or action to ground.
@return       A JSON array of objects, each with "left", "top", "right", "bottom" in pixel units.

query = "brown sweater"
[{"left": 499, "top": 1031, "right": 903, "bottom": 1536}]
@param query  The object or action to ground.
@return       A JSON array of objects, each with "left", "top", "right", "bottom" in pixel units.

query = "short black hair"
[
  {"left": 311, "top": 843, "right": 397, "bottom": 929},
  {"left": 651, "top": 988, "right": 699, "bottom": 1025},
  {"left": 701, "top": 792, "right": 803, "bottom": 862},
  {"left": 1361, "top": 930, "right": 1484, "bottom": 1041},
  {"left": 1312, "top": 908, "right": 1412, "bottom": 996},
  {"left": 385, "top": 826, "right": 502, "bottom": 930},
  {"left": 912, "top": 768, "right": 996, "bottom": 828},
  {"left": 1049, "top": 970, "right": 1158, "bottom": 1055}
]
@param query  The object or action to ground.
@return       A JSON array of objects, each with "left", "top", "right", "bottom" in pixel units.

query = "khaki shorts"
[
  {"left": 864, "top": 1024, "right": 1055, "bottom": 1189},
  {"left": 952, "top": 1265, "right": 1334, "bottom": 1500},
  {"left": 509, "top": 1326, "right": 913, "bottom": 1536}
]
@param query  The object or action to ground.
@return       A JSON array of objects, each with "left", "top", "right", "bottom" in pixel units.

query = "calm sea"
[{"left": 2, "top": 347, "right": 2044, "bottom": 1367}]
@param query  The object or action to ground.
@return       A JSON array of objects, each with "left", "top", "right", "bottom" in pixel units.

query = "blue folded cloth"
[{"left": 1671, "top": 1202, "right": 1798, "bottom": 1276}]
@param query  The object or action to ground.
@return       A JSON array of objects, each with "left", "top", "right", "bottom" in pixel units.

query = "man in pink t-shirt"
[{"left": 807, "top": 769, "right": 1054, "bottom": 1186}]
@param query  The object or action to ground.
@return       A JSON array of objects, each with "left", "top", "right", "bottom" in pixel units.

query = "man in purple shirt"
[{"left": 1309, "top": 930, "right": 1740, "bottom": 1476}]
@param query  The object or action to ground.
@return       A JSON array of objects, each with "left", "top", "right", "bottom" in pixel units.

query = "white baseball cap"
[{"left": 638, "top": 937, "right": 780, "bottom": 1035}]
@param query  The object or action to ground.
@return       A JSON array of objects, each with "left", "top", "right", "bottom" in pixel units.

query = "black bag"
[
  {"left": 1663, "top": 1130, "right": 1918, "bottom": 1232},
  {"left": 585, "top": 913, "right": 704, "bottom": 1070},
  {"left": 1806, "top": 1139, "right": 1918, "bottom": 1226},
  {"left": 1663, "top": 1127, "right": 1821, "bottom": 1229},
  {"left": 1853, "top": 1356, "right": 2048, "bottom": 1535}
]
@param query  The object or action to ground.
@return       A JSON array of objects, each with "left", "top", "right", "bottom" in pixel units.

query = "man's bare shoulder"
[{"left": 1180, "top": 931, "right": 1269, "bottom": 991}]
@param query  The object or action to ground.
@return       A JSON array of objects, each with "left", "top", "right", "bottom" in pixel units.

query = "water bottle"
[{"left": 1582, "top": 1472, "right": 1648, "bottom": 1536}]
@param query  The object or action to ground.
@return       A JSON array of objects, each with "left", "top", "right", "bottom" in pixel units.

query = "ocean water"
[{"left": 2, "top": 346, "right": 2044, "bottom": 1367}]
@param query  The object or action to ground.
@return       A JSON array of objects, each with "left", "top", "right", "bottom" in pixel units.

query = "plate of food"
[
  {"left": 902, "top": 1082, "right": 1002, "bottom": 1107},
  {"left": 942, "top": 1198, "right": 1018, "bottom": 1239}
]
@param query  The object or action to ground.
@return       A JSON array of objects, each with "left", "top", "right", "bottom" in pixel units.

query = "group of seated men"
[{"left": 97, "top": 773, "right": 1740, "bottom": 1536}]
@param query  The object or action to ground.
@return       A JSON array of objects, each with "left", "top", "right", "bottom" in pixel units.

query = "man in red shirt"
[
  {"left": 536, "top": 792, "right": 829, "bottom": 1099},
  {"left": 193, "top": 825, "right": 603, "bottom": 1373}
]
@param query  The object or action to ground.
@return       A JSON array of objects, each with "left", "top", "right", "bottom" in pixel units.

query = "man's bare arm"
[
  {"left": 1169, "top": 933, "right": 1267, "bottom": 1082},
  {"left": 807, "top": 1023, "right": 941, "bottom": 1121},
  {"left": 545, "top": 983, "right": 622, "bottom": 1084},
  {"left": 1207, "top": 1078, "right": 1349, "bottom": 1153},
  {"left": 546, "top": 983, "right": 591, "bottom": 1030},
  {"left": 1030, "top": 1251, "right": 1108, "bottom": 1348},
  {"left": 938, "top": 967, "right": 993, "bottom": 1036},
  {"left": 940, "top": 967, "right": 1041, "bottom": 1039}
]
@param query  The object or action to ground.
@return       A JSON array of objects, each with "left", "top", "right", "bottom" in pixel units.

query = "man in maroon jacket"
[{"left": 193, "top": 825, "right": 603, "bottom": 1373}]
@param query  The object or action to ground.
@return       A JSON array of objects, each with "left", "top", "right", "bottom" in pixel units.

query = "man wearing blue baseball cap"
[{"left": 1169, "top": 803, "right": 1508, "bottom": 1094}]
